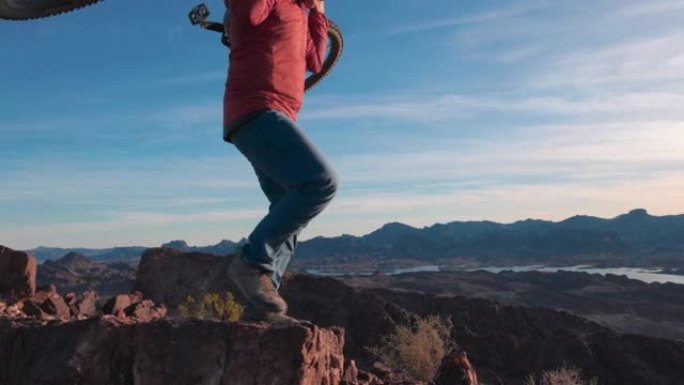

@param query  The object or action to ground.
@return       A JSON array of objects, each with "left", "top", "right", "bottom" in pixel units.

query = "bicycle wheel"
[
  {"left": 0, "top": 0, "right": 101, "bottom": 20},
  {"left": 305, "top": 20, "right": 343, "bottom": 92}
]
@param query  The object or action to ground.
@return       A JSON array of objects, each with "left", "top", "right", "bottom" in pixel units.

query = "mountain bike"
[{"left": 189, "top": 3, "right": 343, "bottom": 91}]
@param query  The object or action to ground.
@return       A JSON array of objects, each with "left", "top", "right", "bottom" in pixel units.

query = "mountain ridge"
[{"left": 23, "top": 209, "right": 684, "bottom": 269}]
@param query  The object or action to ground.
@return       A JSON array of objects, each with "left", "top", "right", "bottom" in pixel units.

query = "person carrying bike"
[{"left": 224, "top": 0, "right": 337, "bottom": 324}]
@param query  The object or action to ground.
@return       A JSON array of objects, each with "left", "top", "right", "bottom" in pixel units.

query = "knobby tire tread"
[
  {"left": 0, "top": 0, "right": 102, "bottom": 21},
  {"left": 304, "top": 20, "right": 343, "bottom": 92}
]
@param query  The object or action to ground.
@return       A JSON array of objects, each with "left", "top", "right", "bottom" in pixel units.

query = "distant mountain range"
[
  {"left": 36, "top": 251, "right": 137, "bottom": 297},
  {"left": 25, "top": 209, "right": 684, "bottom": 268}
]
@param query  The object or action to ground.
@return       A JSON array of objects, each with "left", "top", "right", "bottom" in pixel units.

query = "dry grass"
[
  {"left": 368, "top": 314, "right": 453, "bottom": 381},
  {"left": 525, "top": 367, "right": 598, "bottom": 385},
  {"left": 178, "top": 292, "right": 244, "bottom": 322}
]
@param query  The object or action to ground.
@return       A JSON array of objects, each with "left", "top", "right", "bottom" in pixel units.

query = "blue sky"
[{"left": 2, "top": 0, "right": 684, "bottom": 249}]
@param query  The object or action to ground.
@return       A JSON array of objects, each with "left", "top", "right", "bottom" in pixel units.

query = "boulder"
[
  {"left": 0, "top": 245, "right": 36, "bottom": 300},
  {"left": 343, "top": 359, "right": 360, "bottom": 384},
  {"left": 64, "top": 292, "right": 77, "bottom": 306},
  {"left": 134, "top": 248, "right": 239, "bottom": 311},
  {"left": 76, "top": 290, "right": 99, "bottom": 319},
  {"left": 20, "top": 300, "right": 49, "bottom": 320},
  {"left": 101, "top": 292, "right": 142, "bottom": 317},
  {"left": 124, "top": 299, "right": 167, "bottom": 323},
  {"left": 434, "top": 349, "right": 478, "bottom": 385},
  {"left": 21, "top": 284, "right": 70, "bottom": 321}
]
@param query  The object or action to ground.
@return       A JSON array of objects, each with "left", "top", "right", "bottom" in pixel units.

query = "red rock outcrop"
[
  {"left": 0, "top": 247, "right": 375, "bottom": 385},
  {"left": 434, "top": 349, "right": 478, "bottom": 385},
  {"left": 0, "top": 287, "right": 166, "bottom": 325},
  {"left": 0, "top": 318, "right": 345, "bottom": 385},
  {"left": 73, "top": 290, "right": 99, "bottom": 319},
  {"left": 134, "top": 248, "right": 238, "bottom": 310},
  {"left": 21, "top": 284, "right": 70, "bottom": 321},
  {"left": 0, "top": 245, "right": 36, "bottom": 300},
  {"left": 133, "top": 249, "right": 489, "bottom": 384},
  {"left": 101, "top": 291, "right": 143, "bottom": 316},
  {"left": 135, "top": 248, "right": 414, "bottom": 370}
]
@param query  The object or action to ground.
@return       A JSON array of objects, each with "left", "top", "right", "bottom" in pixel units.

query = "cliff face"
[
  {"left": 0, "top": 317, "right": 345, "bottom": 385},
  {"left": 374, "top": 290, "right": 684, "bottom": 385},
  {"left": 340, "top": 269, "right": 684, "bottom": 341}
]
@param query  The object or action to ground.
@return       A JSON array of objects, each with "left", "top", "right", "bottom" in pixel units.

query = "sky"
[{"left": 1, "top": 0, "right": 684, "bottom": 249}]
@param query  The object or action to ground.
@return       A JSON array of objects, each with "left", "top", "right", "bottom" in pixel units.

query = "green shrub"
[
  {"left": 525, "top": 367, "right": 598, "bottom": 385},
  {"left": 178, "top": 292, "right": 244, "bottom": 322},
  {"left": 368, "top": 314, "right": 453, "bottom": 381}
]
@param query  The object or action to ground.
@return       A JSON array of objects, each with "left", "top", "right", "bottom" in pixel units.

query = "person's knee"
[
  {"left": 322, "top": 169, "right": 339, "bottom": 202},
  {"left": 302, "top": 168, "right": 338, "bottom": 204}
]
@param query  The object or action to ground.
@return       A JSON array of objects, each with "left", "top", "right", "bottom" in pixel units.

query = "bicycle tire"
[
  {"left": 304, "top": 20, "right": 343, "bottom": 92},
  {"left": 0, "top": 0, "right": 101, "bottom": 21}
]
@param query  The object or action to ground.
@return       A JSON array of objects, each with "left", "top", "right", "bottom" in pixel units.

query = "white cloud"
[
  {"left": 302, "top": 91, "right": 684, "bottom": 123},
  {"left": 618, "top": 1, "right": 684, "bottom": 17},
  {"left": 0, "top": 155, "right": 256, "bottom": 206},
  {"left": 540, "top": 32, "right": 684, "bottom": 88},
  {"left": 388, "top": 1, "right": 549, "bottom": 34},
  {"left": 331, "top": 120, "right": 684, "bottom": 185},
  {"left": 6, "top": 116, "right": 684, "bottom": 248}
]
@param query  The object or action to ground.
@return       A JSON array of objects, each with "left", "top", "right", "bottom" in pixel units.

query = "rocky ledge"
[
  {"left": 0, "top": 317, "right": 344, "bottom": 385},
  {"left": 0, "top": 245, "right": 476, "bottom": 385}
]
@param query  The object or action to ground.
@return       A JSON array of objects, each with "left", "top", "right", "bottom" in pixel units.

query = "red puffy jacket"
[{"left": 223, "top": 0, "right": 328, "bottom": 132}]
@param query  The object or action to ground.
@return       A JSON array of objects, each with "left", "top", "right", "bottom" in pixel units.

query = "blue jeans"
[{"left": 230, "top": 110, "right": 338, "bottom": 289}]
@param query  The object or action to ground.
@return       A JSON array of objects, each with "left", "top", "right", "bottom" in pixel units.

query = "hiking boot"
[
  {"left": 241, "top": 305, "right": 312, "bottom": 326},
  {"left": 227, "top": 253, "right": 288, "bottom": 313}
]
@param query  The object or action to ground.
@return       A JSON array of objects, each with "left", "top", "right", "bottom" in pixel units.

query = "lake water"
[
  {"left": 305, "top": 265, "right": 442, "bottom": 277},
  {"left": 468, "top": 265, "right": 684, "bottom": 285},
  {"left": 305, "top": 265, "right": 684, "bottom": 285}
]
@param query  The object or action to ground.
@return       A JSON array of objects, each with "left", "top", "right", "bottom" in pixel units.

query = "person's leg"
[
  {"left": 251, "top": 168, "right": 301, "bottom": 286},
  {"left": 232, "top": 110, "right": 337, "bottom": 288},
  {"left": 253, "top": 167, "right": 288, "bottom": 213}
]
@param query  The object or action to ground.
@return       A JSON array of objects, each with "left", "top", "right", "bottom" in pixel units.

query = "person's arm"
[
  {"left": 305, "top": 3, "right": 328, "bottom": 73},
  {"left": 227, "top": 0, "right": 276, "bottom": 26}
]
